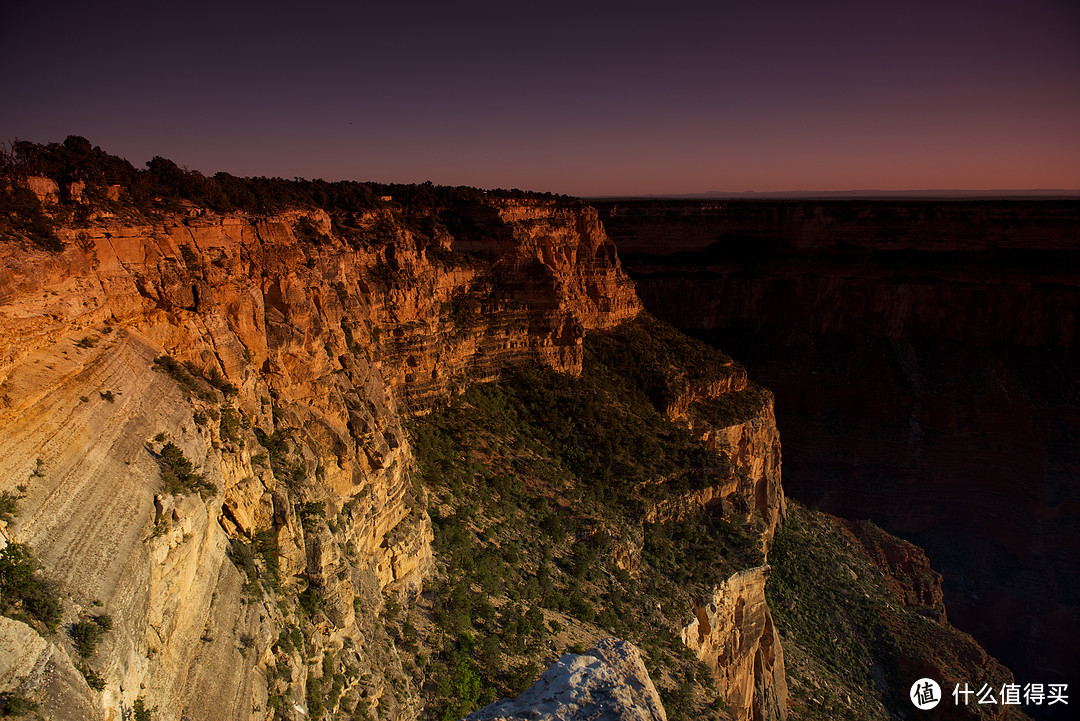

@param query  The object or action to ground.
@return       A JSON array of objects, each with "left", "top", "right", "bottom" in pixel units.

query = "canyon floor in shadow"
[{"left": 599, "top": 198, "right": 1080, "bottom": 721}]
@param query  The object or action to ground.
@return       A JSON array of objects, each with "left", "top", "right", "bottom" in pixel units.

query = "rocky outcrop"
[
  {"left": 607, "top": 315, "right": 785, "bottom": 548},
  {"left": 465, "top": 638, "right": 667, "bottom": 721},
  {"left": 0, "top": 197, "right": 638, "bottom": 720},
  {"left": 680, "top": 566, "right": 788, "bottom": 721},
  {"left": 0, "top": 616, "right": 98, "bottom": 720},
  {"left": 690, "top": 397, "right": 785, "bottom": 549},
  {"left": 839, "top": 516, "right": 946, "bottom": 621},
  {"left": 645, "top": 394, "right": 785, "bottom": 549}
]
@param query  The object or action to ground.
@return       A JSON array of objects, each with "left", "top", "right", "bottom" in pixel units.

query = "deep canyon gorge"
[
  {"left": 0, "top": 140, "right": 1063, "bottom": 721},
  {"left": 598, "top": 198, "right": 1080, "bottom": 721}
]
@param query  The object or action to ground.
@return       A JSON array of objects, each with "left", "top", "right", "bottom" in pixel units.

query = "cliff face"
[
  {"left": 0, "top": 197, "right": 638, "bottom": 720},
  {"left": 0, "top": 185, "right": 796, "bottom": 721},
  {"left": 680, "top": 566, "right": 787, "bottom": 721},
  {"left": 0, "top": 200, "right": 639, "bottom": 401},
  {"left": 598, "top": 198, "right": 1080, "bottom": 713},
  {"left": 691, "top": 398, "right": 785, "bottom": 550}
]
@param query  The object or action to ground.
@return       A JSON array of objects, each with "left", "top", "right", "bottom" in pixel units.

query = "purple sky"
[{"left": 3, "top": 0, "right": 1079, "bottom": 196}]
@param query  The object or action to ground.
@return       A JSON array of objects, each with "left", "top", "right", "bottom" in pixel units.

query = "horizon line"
[{"left": 585, "top": 188, "right": 1080, "bottom": 200}]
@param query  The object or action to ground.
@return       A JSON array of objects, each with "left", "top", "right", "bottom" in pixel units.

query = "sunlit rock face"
[
  {"left": 680, "top": 566, "right": 788, "bottom": 721},
  {"left": 599, "top": 197, "right": 1080, "bottom": 710},
  {"left": 0, "top": 196, "right": 638, "bottom": 721}
]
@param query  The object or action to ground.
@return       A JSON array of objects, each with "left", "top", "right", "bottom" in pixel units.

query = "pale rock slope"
[{"left": 0, "top": 190, "right": 787, "bottom": 720}]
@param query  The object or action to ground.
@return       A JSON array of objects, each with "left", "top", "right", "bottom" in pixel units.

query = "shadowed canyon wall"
[{"left": 598, "top": 198, "right": 1080, "bottom": 718}]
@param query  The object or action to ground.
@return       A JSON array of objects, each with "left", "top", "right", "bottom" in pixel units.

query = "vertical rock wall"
[
  {"left": 0, "top": 197, "right": 638, "bottom": 720},
  {"left": 680, "top": 566, "right": 788, "bottom": 721}
]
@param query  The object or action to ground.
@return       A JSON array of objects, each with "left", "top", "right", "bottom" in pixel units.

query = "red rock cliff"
[{"left": 0, "top": 197, "right": 638, "bottom": 721}]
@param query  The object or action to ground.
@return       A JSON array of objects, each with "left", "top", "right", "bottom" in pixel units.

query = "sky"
[{"left": 3, "top": 0, "right": 1079, "bottom": 196}]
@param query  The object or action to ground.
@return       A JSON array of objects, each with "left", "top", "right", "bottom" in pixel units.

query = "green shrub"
[
  {"left": 0, "top": 489, "right": 24, "bottom": 523},
  {"left": 133, "top": 697, "right": 155, "bottom": 721},
  {"left": 78, "top": 662, "right": 105, "bottom": 690},
  {"left": 306, "top": 672, "right": 324, "bottom": 721},
  {"left": 152, "top": 355, "right": 218, "bottom": 403},
  {"left": 254, "top": 530, "right": 280, "bottom": 588},
  {"left": 275, "top": 628, "right": 294, "bottom": 654},
  {"left": 0, "top": 543, "right": 62, "bottom": 630},
  {"left": 70, "top": 620, "right": 105, "bottom": 658},
  {"left": 299, "top": 586, "right": 324, "bottom": 618},
  {"left": 299, "top": 501, "right": 325, "bottom": 530},
  {"left": 207, "top": 367, "right": 238, "bottom": 396},
  {"left": 228, "top": 538, "right": 257, "bottom": 581},
  {"left": 157, "top": 442, "right": 217, "bottom": 496},
  {"left": 0, "top": 690, "right": 39, "bottom": 716},
  {"left": 153, "top": 355, "right": 200, "bottom": 394},
  {"left": 219, "top": 405, "right": 243, "bottom": 443}
]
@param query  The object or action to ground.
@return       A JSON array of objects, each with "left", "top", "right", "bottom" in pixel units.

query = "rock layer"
[
  {"left": 680, "top": 566, "right": 788, "bottom": 721},
  {"left": 0, "top": 197, "right": 637, "bottom": 720}
]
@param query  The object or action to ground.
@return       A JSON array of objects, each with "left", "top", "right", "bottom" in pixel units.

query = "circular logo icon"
[{"left": 910, "top": 678, "right": 941, "bottom": 710}]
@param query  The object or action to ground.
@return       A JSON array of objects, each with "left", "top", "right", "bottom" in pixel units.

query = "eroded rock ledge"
[{"left": 680, "top": 566, "right": 788, "bottom": 721}]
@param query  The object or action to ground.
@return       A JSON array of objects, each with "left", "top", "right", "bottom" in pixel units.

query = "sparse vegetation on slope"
[
  {"left": 0, "top": 690, "right": 39, "bottom": 717},
  {"left": 0, "top": 543, "right": 62, "bottom": 631},
  {"left": 156, "top": 442, "right": 217, "bottom": 496},
  {"left": 769, "top": 501, "right": 1027, "bottom": 721},
  {"left": 409, "top": 320, "right": 767, "bottom": 720}
]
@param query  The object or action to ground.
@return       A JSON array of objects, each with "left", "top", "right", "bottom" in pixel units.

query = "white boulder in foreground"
[{"left": 465, "top": 638, "right": 667, "bottom": 721}]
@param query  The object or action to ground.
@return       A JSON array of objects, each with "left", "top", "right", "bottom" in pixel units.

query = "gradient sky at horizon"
[{"left": 3, "top": 0, "right": 1079, "bottom": 196}]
